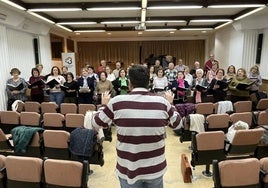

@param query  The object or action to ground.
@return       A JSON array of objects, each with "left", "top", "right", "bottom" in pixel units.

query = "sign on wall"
[{"left": 61, "top": 53, "right": 76, "bottom": 76}]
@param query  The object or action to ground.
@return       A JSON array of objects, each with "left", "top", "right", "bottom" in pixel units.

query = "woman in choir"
[
  {"left": 206, "top": 61, "right": 219, "bottom": 84},
  {"left": 105, "top": 66, "right": 116, "bottom": 82},
  {"left": 171, "top": 71, "right": 189, "bottom": 103},
  {"left": 28, "top": 68, "right": 45, "bottom": 103},
  {"left": 6, "top": 68, "right": 27, "bottom": 110},
  {"left": 247, "top": 65, "right": 262, "bottom": 95},
  {"left": 149, "top": 66, "right": 156, "bottom": 91},
  {"left": 152, "top": 68, "right": 168, "bottom": 93},
  {"left": 95, "top": 71, "right": 114, "bottom": 104},
  {"left": 208, "top": 69, "right": 228, "bottom": 102},
  {"left": 191, "top": 68, "right": 208, "bottom": 103},
  {"left": 112, "top": 69, "right": 129, "bottom": 95},
  {"left": 184, "top": 66, "right": 193, "bottom": 87},
  {"left": 63, "top": 72, "right": 79, "bottom": 104},
  {"left": 224, "top": 65, "right": 236, "bottom": 81},
  {"left": 77, "top": 67, "right": 95, "bottom": 104},
  {"left": 228, "top": 68, "right": 252, "bottom": 103}
]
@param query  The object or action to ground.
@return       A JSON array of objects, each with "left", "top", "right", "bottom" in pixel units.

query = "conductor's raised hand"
[
  {"left": 164, "top": 90, "right": 174, "bottom": 104},
  {"left": 101, "top": 91, "right": 111, "bottom": 105}
]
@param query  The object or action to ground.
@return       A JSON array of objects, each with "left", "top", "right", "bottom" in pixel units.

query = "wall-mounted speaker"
[
  {"left": 33, "top": 38, "right": 39, "bottom": 65},
  {"left": 256, "top": 33, "right": 263, "bottom": 64}
]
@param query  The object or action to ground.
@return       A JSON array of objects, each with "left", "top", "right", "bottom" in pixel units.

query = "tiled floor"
[{"left": 88, "top": 127, "right": 214, "bottom": 188}]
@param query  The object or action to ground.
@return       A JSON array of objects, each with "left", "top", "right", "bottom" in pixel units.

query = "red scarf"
[{"left": 178, "top": 78, "right": 185, "bottom": 97}]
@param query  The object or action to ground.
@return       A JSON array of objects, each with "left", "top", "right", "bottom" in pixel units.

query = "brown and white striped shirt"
[{"left": 92, "top": 88, "right": 181, "bottom": 184}]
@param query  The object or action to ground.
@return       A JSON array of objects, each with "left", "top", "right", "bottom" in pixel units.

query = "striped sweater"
[{"left": 92, "top": 88, "right": 181, "bottom": 184}]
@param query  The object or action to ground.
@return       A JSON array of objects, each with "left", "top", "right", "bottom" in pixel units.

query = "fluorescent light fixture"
[
  {"left": 55, "top": 24, "right": 72, "bottom": 32},
  {"left": 208, "top": 4, "right": 265, "bottom": 8},
  {"left": 146, "top": 28, "right": 177, "bottom": 32},
  {"left": 180, "top": 28, "right": 213, "bottom": 31},
  {"left": 142, "top": 0, "right": 148, "bottom": 9},
  {"left": 1, "top": 0, "right": 26, "bottom": 10},
  {"left": 74, "top": 30, "right": 106, "bottom": 33},
  {"left": 87, "top": 7, "right": 141, "bottom": 11},
  {"left": 215, "top": 21, "right": 233, "bottom": 30},
  {"left": 147, "top": 5, "right": 202, "bottom": 10},
  {"left": 146, "top": 20, "right": 186, "bottom": 23},
  {"left": 234, "top": 7, "right": 265, "bottom": 21},
  {"left": 58, "top": 22, "right": 97, "bottom": 25},
  {"left": 101, "top": 21, "right": 140, "bottom": 24},
  {"left": 138, "top": 31, "right": 143, "bottom": 35},
  {"left": 170, "top": 31, "right": 175, "bottom": 34},
  {"left": 27, "top": 8, "right": 82, "bottom": 12},
  {"left": 27, "top": 11, "right": 55, "bottom": 24},
  {"left": 141, "top": 9, "right": 146, "bottom": 23},
  {"left": 190, "top": 19, "right": 232, "bottom": 22}
]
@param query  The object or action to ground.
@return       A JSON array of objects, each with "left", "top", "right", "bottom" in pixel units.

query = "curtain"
[
  {"left": 242, "top": 30, "right": 258, "bottom": 72},
  {"left": 0, "top": 24, "right": 10, "bottom": 110},
  {"left": 77, "top": 40, "right": 205, "bottom": 72}
]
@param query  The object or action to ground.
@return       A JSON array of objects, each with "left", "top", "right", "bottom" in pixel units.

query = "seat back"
[
  {"left": 43, "top": 130, "right": 70, "bottom": 160},
  {"left": 5, "top": 156, "right": 43, "bottom": 188},
  {"left": 20, "top": 112, "right": 41, "bottom": 127},
  {"left": 258, "top": 111, "right": 268, "bottom": 126},
  {"left": 0, "top": 155, "right": 6, "bottom": 187},
  {"left": 230, "top": 112, "right": 252, "bottom": 128},
  {"left": 44, "top": 159, "right": 88, "bottom": 188},
  {"left": 195, "top": 102, "right": 214, "bottom": 115},
  {"left": 256, "top": 98, "right": 268, "bottom": 111},
  {"left": 41, "top": 102, "right": 58, "bottom": 114},
  {"left": 205, "top": 114, "right": 230, "bottom": 132},
  {"left": 23, "top": 132, "right": 43, "bottom": 158},
  {"left": 191, "top": 131, "right": 226, "bottom": 166},
  {"left": 213, "top": 158, "right": 260, "bottom": 188},
  {"left": 234, "top": 101, "right": 252, "bottom": 113},
  {"left": 24, "top": 101, "right": 40, "bottom": 113},
  {"left": 228, "top": 129, "right": 264, "bottom": 156},
  {"left": 0, "top": 128, "right": 13, "bottom": 153},
  {"left": 65, "top": 113, "right": 84, "bottom": 132},
  {"left": 0, "top": 111, "right": 20, "bottom": 134},
  {"left": 43, "top": 113, "right": 64, "bottom": 129},
  {"left": 78, "top": 104, "right": 96, "bottom": 115},
  {"left": 260, "top": 157, "right": 268, "bottom": 185},
  {"left": 60, "top": 103, "right": 77, "bottom": 115}
]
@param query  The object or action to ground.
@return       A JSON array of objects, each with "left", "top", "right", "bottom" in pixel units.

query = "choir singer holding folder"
[
  {"left": 46, "top": 66, "right": 66, "bottom": 107},
  {"left": 6, "top": 68, "right": 27, "bottom": 110},
  {"left": 228, "top": 68, "right": 252, "bottom": 103}
]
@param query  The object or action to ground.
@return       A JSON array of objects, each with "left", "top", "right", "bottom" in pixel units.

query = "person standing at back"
[{"left": 91, "top": 65, "right": 181, "bottom": 188}]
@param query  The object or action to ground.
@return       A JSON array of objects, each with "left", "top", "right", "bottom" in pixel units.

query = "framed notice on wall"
[{"left": 61, "top": 53, "right": 76, "bottom": 77}]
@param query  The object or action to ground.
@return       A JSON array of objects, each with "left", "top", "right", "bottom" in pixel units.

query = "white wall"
[
  {"left": 39, "top": 34, "right": 52, "bottom": 75},
  {"left": 260, "top": 28, "right": 268, "bottom": 79}
]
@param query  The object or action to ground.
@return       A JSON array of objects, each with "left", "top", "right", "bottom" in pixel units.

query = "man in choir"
[{"left": 112, "top": 61, "right": 122, "bottom": 78}]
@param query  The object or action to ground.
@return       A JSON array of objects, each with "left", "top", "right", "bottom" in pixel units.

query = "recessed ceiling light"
[
  {"left": 138, "top": 31, "right": 143, "bottom": 35},
  {"left": 146, "top": 28, "right": 177, "bottom": 32},
  {"left": 147, "top": 6, "right": 202, "bottom": 10},
  {"left": 190, "top": 19, "right": 232, "bottom": 23},
  {"left": 170, "top": 31, "right": 175, "bottom": 34},
  {"left": 57, "top": 22, "right": 97, "bottom": 25},
  {"left": 75, "top": 33, "right": 81, "bottom": 35},
  {"left": 27, "top": 11, "right": 55, "bottom": 24},
  {"left": 87, "top": 7, "right": 141, "bottom": 11},
  {"left": 208, "top": 4, "right": 265, "bottom": 8},
  {"left": 201, "top": 31, "right": 207, "bottom": 33},
  {"left": 74, "top": 30, "right": 106, "bottom": 33},
  {"left": 27, "top": 8, "right": 82, "bottom": 12},
  {"left": 107, "top": 32, "right": 112, "bottom": 35},
  {"left": 1, "top": 0, "right": 26, "bottom": 10}
]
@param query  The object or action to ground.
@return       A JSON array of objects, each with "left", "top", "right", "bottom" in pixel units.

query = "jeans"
[
  {"left": 49, "top": 91, "right": 64, "bottom": 107},
  {"left": 119, "top": 176, "right": 163, "bottom": 188}
]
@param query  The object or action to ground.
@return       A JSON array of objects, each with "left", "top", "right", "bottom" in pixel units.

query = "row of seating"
[
  {"left": 0, "top": 155, "right": 88, "bottom": 188},
  {"left": 213, "top": 157, "right": 268, "bottom": 188},
  {"left": 191, "top": 129, "right": 265, "bottom": 177},
  {"left": 180, "top": 110, "right": 268, "bottom": 144},
  {"left": 0, "top": 111, "right": 85, "bottom": 134},
  {"left": 20, "top": 101, "right": 97, "bottom": 115}
]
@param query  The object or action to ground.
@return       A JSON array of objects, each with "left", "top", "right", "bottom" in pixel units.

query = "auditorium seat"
[
  {"left": 43, "top": 113, "right": 64, "bottom": 130},
  {"left": 195, "top": 102, "right": 214, "bottom": 116},
  {"left": 0, "top": 128, "right": 13, "bottom": 155},
  {"left": 65, "top": 113, "right": 84, "bottom": 133},
  {"left": 43, "top": 130, "right": 70, "bottom": 160},
  {"left": 78, "top": 104, "right": 96, "bottom": 115},
  {"left": 260, "top": 157, "right": 268, "bottom": 187},
  {"left": 213, "top": 158, "right": 260, "bottom": 188},
  {"left": 41, "top": 102, "right": 58, "bottom": 114},
  {"left": 191, "top": 131, "right": 226, "bottom": 177},
  {"left": 24, "top": 101, "right": 40, "bottom": 113},
  {"left": 234, "top": 101, "right": 252, "bottom": 113},
  {"left": 0, "top": 111, "right": 20, "bottom": 134},
  {"left": 60, "top": 103, "right": 77, "bottom": 115},
  {"left": 0, "top": 155, "right": 6, "bottom": 188},
  {"left": 256, "top": 98, "right": 268, "bottom": 111},
  {"left": 20, "top": 112, "right": 41, "bottom": 127},
  {"left": 205, "top": 114, "right": 230, "bottom": 133},
  {"left": 229, "top": 112, "right": 252, "bottom": 128},
  {"left": 5, "top": 156, "right": 43, "bottom": 188},
  {"left": 44, "top": 158, "right": 88, "bottom": 188}
]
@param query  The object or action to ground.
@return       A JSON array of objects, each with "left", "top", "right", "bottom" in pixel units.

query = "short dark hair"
[
  {"left": 66, "top": 72, "right": 74, "bottom": 80},
  {"left": 31, "top": 68, "right": 40, "bottom": 76},
  {"left": 128, "top": 65, "right": 149, "bottom": 88},
  {"left": 50, "top": 66, "right": 61, "bottom": 75},
  {"left": 10, "top": 68, "right": 21, "bottom": 75}
]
